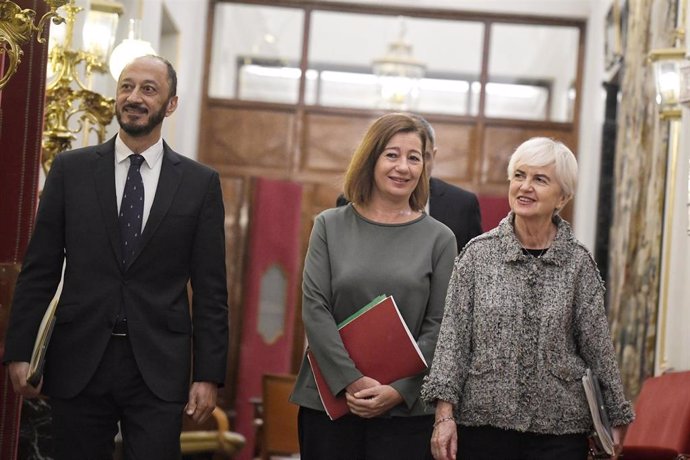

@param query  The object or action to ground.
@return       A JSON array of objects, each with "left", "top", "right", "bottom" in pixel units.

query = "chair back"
[
  {"left": 261, "top": 373, "right": 299, "bottom": 460},
  {"left": 180, "top": 407, "right": 246, "bottom": 458},
  {"left": 623, "top": 370, "right": 690, "bottom": 456}
]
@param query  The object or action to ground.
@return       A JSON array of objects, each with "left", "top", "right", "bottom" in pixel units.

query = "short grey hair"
[
  {"left": 507, "top": 137, "right": 578, "bottom": 199},
  {"left": 410, "top": 114, "right": 436, "bottom": 148}
]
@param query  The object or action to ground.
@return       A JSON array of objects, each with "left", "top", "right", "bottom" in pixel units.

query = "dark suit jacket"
[
  {"left": 336, "top": 177, "right": 482, "bottom": 252},
  {"left": 428, "top": 177, "right": 482, "bottom": 251},
  {"left": 4, "top": 137, "right": 229, "bottom": 402}
]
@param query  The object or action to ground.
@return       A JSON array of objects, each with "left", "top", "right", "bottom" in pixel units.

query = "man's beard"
[{"left": 116, "top": 102, "right": 168, "bottom": 137}]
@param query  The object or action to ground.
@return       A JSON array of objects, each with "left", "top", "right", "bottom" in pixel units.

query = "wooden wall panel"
[
  {"left": 480, "top": 126, "right": 575, "bottom": 186},
  {"left": 430, "top": 122, "right": 477, "bottom": 183},
  {"left": 299, "top": 182, "right": 342, "bottom": 260},
  {"left": 219, "top": 176, "right": 249, "bottom": 409},
  {"left": 290, "top": 182, "right": 343, "bottom": 370},
  {"left": 302, "top": 112, "right": 375, "bottom": 171},
  {"left": 203, "top": 107, "right": 296, "bottom": 170}
]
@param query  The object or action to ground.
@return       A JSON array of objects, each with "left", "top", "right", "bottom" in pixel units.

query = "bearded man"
[{"left": 4, "top": 55, "right": 229, "bottom": 459}]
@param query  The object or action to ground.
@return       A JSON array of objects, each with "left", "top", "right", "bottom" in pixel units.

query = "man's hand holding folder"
[
  {"left": 8, "top": 361, "right": 43, "bottom": 398},
  {"left": 8, "top": 278, "right": 62, "bottom": 398}
]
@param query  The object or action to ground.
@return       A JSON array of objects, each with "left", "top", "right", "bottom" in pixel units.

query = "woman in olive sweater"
[{"left": 290, "top": 113, "right": 457, "bottom": 459}]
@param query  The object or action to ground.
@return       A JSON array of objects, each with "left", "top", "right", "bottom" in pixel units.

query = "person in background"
[
  {"left": 337, "top": 114, "right": 482, "bottom": 252},
  {"left": 291, "top": 113, "right": 457, "bottom": 459},
  {"left": 4, "top": 55, "right": 229, "bottom": 459},
  {"left": 421, "top": 137, "right": 634, "bottom": 460}
]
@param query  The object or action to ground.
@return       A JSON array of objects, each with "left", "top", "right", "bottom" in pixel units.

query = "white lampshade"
[{"left": 109, "top": 19, "right": 157, "bottom": 80}]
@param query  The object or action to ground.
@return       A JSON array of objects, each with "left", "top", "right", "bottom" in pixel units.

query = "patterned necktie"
[{"left": 119, "top": 154, "right": 145, "bottom": 266}]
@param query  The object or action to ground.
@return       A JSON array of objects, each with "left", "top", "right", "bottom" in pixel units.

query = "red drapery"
[
  {"left": 0, "top": 0, "right": 50, "bottom": 456},
  {"left": 233, "top": 177, "right": 303, "bottom": 459}
]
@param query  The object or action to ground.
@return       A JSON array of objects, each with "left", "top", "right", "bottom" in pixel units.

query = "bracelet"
[{"left": 433, "top": 416, "right": 455, "bottom": 428}]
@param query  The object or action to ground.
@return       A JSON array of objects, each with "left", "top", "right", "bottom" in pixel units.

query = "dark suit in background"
[
  {"left": 4, "top": 56, "right": 228, "bottom": 459},
  {"left": 428, "top": 176, "right": 483, "bottom": 251}
]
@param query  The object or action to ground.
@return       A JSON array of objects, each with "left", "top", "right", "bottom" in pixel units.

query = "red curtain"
[
  {"left": 478, "top": 195, "right": 511, "bottom": 231},
  {"left": 0, "top": 0, "right": 50, "bottom": 457},
  {"left": 233, "top": 177, "right": 303, "bottom": 459}
]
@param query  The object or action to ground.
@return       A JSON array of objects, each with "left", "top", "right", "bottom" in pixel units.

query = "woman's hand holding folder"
[{"left": 346, "top": 383, "right": 403, "bottom": 418}]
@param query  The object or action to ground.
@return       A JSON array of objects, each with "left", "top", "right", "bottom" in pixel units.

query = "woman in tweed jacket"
[{"left": 421, "top": 137, "right": 634, "bottom": 460}]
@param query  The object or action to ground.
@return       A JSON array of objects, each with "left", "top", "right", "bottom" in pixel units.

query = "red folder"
[{"left": 307, "top": 295, "right": 427, "bottom": 420}]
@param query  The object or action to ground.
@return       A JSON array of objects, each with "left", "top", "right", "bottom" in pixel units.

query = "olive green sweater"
[{"left": 290, "top": 204, "right": 457, "bottom": 416}]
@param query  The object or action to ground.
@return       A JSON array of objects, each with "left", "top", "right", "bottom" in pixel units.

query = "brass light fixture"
[
  {"left": 648, "top": 0, "right": 687, "bottom": 120},
  {"left": 649, "top": 48, "right": 685, "bottom": 120},
  {"left": 41, "top": 0, "right": 122, "bottom": 173},
  {"left": 372, "top": 17, "right": 425, "bottom": 110},
  {"left": 0, "top": 0, "right": 67, "bottom": 90}
]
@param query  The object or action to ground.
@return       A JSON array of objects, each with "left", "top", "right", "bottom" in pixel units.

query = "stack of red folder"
[{"left": 307, "top": 295, "right": 427, "bottom": 420}]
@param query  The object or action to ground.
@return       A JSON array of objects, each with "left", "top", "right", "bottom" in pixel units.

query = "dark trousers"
[
  {"left": 457, "top": 425, "right": 589, "bottom": 460},
  {"left": 50, "top": 336, "right": 185, "bottom": 460},
  {"left": 298, "top": 406, "right": 434, "bottom": 460}
]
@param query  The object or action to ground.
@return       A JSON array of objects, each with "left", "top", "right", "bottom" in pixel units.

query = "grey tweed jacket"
[{"left": 421, "top": 213, "right": 634, "bottom": 434}]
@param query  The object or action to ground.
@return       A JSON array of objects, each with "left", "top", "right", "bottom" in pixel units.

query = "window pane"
[
  {"left": 308, "top": 11, "right": 484, "bottom": 114},
  {"left": 209, "top": 3, "right": 305, "bottom": 102},
  {"left": 488, "top": 23, "right": 579, "bottom": 122}
]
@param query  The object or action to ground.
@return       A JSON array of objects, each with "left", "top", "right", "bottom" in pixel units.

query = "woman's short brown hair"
[{"left": 343, "top": 113, "right": 428, "bottom": 211}]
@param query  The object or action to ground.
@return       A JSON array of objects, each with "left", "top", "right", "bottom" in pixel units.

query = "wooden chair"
[
  {"left": 621, "top": 370, "right": 690, "bottom": 460},
  {"left": 260, "top": 373, "right": 300, "bottom": 460},
  {"left": 180, "top": 407, "right": 246, "bottom": 458}
]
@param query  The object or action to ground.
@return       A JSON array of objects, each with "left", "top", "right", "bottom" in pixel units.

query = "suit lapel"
[
  {"left": 125, "top": 143, "right": 182, "bottom": 270},
  {"left": 94, "top": 138, "right": 122, "bottom": 265}
]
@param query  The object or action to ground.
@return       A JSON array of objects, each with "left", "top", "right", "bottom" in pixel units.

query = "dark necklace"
[{"left": 522, "top": 247, "right": 549, "bottom": 258}]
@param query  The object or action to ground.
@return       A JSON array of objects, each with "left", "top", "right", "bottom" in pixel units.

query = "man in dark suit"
[
  {"left": 4, "top": 56, "right": 228, "bottom": 459},
  {"left": 337, "top": 115, "right": 482, "bottom": 251}
]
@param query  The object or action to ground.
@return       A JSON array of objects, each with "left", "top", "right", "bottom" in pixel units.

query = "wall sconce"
[
  {"left": 0, "top": 0, "right": 67, "bottom": 91},
  {"left": 649, "top": 0, "right": 689, "bottom": 120},
  {"left": 372, "top": 17, "right": 425, "bottom": 110},
  {"left": 649, "top": 48, "right": 685, "bottom": 120},
  {"left": 649, "top": 48, "right": 686, "bottom": 120},
  {"left": 41, "top": 0, "right": 122, "bottom": 173}
]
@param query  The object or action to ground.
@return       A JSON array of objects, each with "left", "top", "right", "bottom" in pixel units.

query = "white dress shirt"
[{"left": 115, "top": 135, "right": 164, "bottom": 231}]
